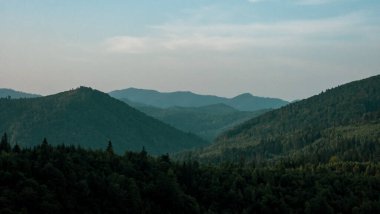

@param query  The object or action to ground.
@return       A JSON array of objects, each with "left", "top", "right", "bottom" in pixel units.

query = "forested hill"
[
  {"left": 0, "top": 88, "right": 41, "bottom": 99},
  {"left": 187, "top": 75, "right": 380, "bottom": 163},
  {"left": 109, "top": 88, "right": 289, "bottom": 111},
  {"left": 0, "top": 87, "right": 207, "bottom": 154}
]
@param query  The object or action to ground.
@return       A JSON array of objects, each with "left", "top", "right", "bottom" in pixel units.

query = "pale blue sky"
[{"left": 1, "top": 0, "right": 379, "bottom": 100}]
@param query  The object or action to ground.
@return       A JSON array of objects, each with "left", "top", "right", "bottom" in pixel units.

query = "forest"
[
  {"left": 1, "top": 134, "right": 380, "bottom": 214},
  {"left": 186, "top": 75, "right": 380, "bottom": 164}
]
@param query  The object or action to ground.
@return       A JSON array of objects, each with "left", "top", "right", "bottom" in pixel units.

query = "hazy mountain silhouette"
[
  {"left": 109, "top": 88, "right": 288, "bottom": 111},
  {"left": 0, "top": 88, "right": 41, "bottom": 99}
]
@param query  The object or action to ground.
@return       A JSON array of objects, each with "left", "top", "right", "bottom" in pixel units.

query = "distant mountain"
[
  {"left": 225, "top": 93, "right": 287, "bottom": 111},
  {"left": 0, "top": 87, "right": 207, "bottom": 154},
  {"left": 0, "top": 88, "right": 41, "bottom": 99},
  {"left": 183, "top": 75, "right": 380, "bottom": 163},
  {"left": 109, "top": 88, "right": 289, "bottom": 111},
  {"left": 132, "top": 103, "right": 269, "bottom": 141}
]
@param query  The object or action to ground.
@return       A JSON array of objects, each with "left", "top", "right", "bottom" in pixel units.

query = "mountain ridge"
[{"left": 109, "top": 88, "right": 289, "bottom": 111}]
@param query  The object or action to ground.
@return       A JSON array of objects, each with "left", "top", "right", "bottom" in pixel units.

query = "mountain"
[
  {"left": 0, "top": 88, "right": 41, "bottom": 99},
  {"left": 184, "top": 75, "right": 380, "bottom": 163},
  {"left": 225, "top": 93, "right": 287, "bottom": 111},
  {"left": 133, "top": 103, "right": 269, "bottom": 141},
  {"left": 0, "top": 87, "right": 207, "bottom": 154},
  {"left": 109, "top": 88, "right": 289, "bottom": 111}
]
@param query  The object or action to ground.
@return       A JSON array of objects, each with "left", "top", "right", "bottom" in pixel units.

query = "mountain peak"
[
  {"left": 73, "top": 86, "right": 96, "bottom": 93},
  {"left": 0, "top": 87, "right": 207, "bottom": 154},
  {"left": 56, "top": 86, "right": 104, "bottom": 99},
  {"left": 233, "top": 93, "right": 254, "bottom": 99}
]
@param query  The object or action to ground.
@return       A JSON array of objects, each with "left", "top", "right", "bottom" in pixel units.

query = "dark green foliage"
[
  {"left": 42, "top": 137, "right": 48, "bottom": 147},
  {"left": 0, "top": 133, "right": 11, "bottom": 152},
  {"left": 0, "top": 87, "right": 207, "bottom": 155},
  {"left": 1, "top": 142, "right": 380, "bottom": 213},
  {"left": 0, "top": 141, "right": 200, "bottom": 213},
  {"left": 188, "top": 75, "right": 380, "bottom": 163},
  {"left": 109, "top": 88, "right": 289, "bottom": 111},
  {"left": 135, "top": 104, "right": 269, "bottom": 141},
  {"left": 106, "top": 140, "right": 114, "bottom": 154},
  {"left": 12, "top": 144, "right": 21, "bottom": 153}
]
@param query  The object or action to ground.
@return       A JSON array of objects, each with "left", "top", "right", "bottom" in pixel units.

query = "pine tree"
[
  {"left": 106, "top": 140, "right": 114, "bottom": 154},
  {"left": 140, "top": 146, "right": 147, "bottom": 158},
  {"left": 40, "top": 137, "right": 50, "bottom": 159},
  {"left": 0, "top": 133, "right": 11, "bottom": 152},
  {"left": 42, "top": 138, "right": 48, "bottom": 146}
]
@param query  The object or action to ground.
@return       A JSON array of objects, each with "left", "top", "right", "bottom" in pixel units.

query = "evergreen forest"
[{"left": 1, "top": 136, "right": 380, "bottom": 214}]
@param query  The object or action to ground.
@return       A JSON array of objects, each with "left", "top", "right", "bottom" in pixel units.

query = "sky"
[{"left": 1, "top": 0, "right": 379, "bottom": 101}]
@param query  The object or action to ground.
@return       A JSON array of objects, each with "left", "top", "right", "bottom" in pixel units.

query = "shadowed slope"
[{"left": 185, "top": 75, "right": 380, "bottom": 163}]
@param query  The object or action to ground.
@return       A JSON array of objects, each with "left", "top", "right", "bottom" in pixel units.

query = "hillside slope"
[
  {"left": 109, "top": 88, "right": 288, "bottom": 111},
  {"left": 186, "top": 75, "right": 380, "bottom": 163},
  {"left": 0, "top": 87, "right": 207, "bottom": 154}
]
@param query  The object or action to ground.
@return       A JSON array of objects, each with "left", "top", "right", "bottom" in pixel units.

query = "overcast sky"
[{"left": 1, "top": 0, "right": 379, "bottom": 100}]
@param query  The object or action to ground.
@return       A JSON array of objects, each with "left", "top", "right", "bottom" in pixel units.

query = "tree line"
[{"left": 1, "top": 133, "right": 380, "bottom": 213}]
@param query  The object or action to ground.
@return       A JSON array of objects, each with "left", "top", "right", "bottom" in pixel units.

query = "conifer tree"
[
  {"left": 0, "top": 133, "right": 11, "bottom": 152},
  {"left": 42, "top": 137, "right": 48, "bottom": 146},
  {"left": 106, "top": 140, "right": 114, "bottom": 154}
]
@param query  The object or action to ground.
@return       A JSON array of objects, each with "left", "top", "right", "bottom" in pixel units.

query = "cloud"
[
  {"left": 105, "top": 37, "right": 155, "bottom": 54},
  {"left": 247, "top": 0, "right": 340, "bottom": 5},
  {"left": 295, "top": 0, "right": 338, "bottom": 5},
  {"left": 104, "top": 12, "right": 377, "bottom": 54},
  {"left": 247, "top": 0, "right": 267, "bottom": 3},
  {"left": 105, "top": 35, "right": 251, "bottom": 54}
]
